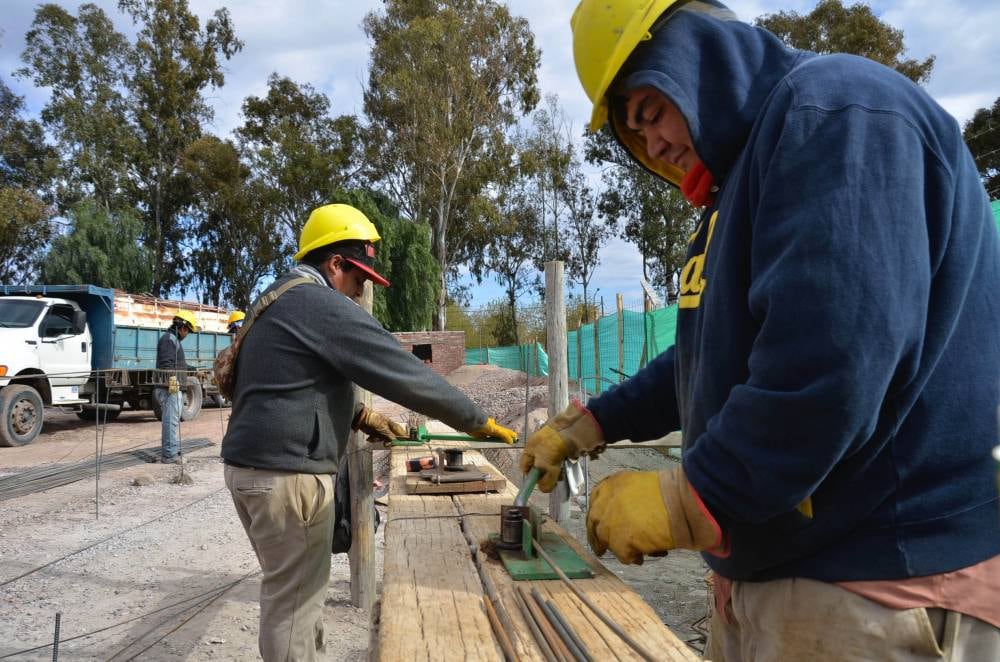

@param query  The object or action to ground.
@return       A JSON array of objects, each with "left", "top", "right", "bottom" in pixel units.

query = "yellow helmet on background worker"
[
  {"left": 173, "top": 309, "right": 198, "bottom": 332},
  {"left": 294, "top": 204, "right": 381, "bottom": 261},
  {"left": 294, "top": 203, "right": 391, "bottom": 287},
  {"left": 227, "top": 311, "right": 245, "bottom": 326}
]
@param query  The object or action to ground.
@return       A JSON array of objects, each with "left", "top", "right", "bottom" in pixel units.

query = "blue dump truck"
[{"left": 0, "top": 284, "right": 232, "bottom": 446}]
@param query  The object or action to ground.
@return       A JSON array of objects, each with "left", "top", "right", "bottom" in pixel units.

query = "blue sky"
[{"left": 2, "top": 0, "right": 997, "bottom": 307}]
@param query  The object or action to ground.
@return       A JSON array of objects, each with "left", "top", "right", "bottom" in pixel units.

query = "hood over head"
[{"left": 609, "top": 0, "right": 809, "bottom": 187}]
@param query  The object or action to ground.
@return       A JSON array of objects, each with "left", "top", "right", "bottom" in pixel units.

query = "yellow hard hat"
[
  {"left": 571, "top": 0, "right": 681, "bottom": 133},
  {"left": 227, "top": 311, "right": 245, "bottom": 325},
  {"left": 294, "top": 204, "right": 381, "bottom": 262},
  {"left": 173, "top": 309, "right": 198, "bottom": 332}
]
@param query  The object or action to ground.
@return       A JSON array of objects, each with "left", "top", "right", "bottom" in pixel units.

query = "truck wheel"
[
  {"left": 181, "top": 376, "right": 203, "bottom": 421},
  {"left": 210, "top": 393, "right": 230, "bottom": 408},
  {"left": 76, "top": 408, "right": 122, "bottom": 423},
  {"left": 151, "top": 378, "right": 202, "bottom": 421},
  {"left": 0, "top": 385, "right": 45, "bottom": 447}
]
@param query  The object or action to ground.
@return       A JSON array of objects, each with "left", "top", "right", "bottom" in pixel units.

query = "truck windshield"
[{"left": 0, "top": 300, "right": 45, "bottom": 328}]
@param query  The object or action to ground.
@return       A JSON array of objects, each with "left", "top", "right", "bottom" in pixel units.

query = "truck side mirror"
[{"left": 72, "top": 310, "right": 87, "bottom": 335}]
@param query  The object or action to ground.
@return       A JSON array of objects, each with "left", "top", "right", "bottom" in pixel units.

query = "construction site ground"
[{"left": 0, "top": 364, "right": 708, "bottom": 660}]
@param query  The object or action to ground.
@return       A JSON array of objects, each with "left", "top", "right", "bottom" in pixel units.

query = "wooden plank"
[
  {"left": 405, "top": 463, "right": 507, "bottom": 495},
  {"left": 453, "top": 453, "right": 698, "bottom": 662},
  {"left": 377, "top": 449, "right": 502, "bottom": 661}
]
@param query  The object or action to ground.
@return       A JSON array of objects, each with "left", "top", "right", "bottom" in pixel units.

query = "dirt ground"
[{"left": 0, "top": 365, "right": 708, "bottom": 660}]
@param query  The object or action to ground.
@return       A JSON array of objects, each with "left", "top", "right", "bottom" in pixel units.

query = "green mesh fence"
[
  {"left": 465, "top": 342, "right": 549, "bottom": 377},
  {"left": 469, "top": 305, "right": 679, "bottom": 393},
  {"left": 566, "top": 305, "right": 678, "bottom": 393}
]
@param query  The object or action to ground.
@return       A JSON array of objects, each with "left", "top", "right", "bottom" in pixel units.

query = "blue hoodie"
[{"left": 586, "top": 3, "right": 1000, "bottom": 582}]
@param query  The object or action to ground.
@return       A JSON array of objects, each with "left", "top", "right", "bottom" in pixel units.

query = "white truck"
[{"left": 0, "top": 284, "right": 232, "bottom": 446}]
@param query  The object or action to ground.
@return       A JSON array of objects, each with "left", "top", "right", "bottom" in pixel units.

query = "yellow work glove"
[
  {"left": 586, "top": 466, "right": 726, "bottom": 565},
  {"left": 354, "top": 406, "right": 407, "bottom": 443},
  {"left": 469, "top": 417, "right": 518, "bottom": 445},
  {"left": 167, "top": 375, "right": 179, "bottom": 395},
  {"left": 519, "top": 401, "right": 604, "bottom": 492}
]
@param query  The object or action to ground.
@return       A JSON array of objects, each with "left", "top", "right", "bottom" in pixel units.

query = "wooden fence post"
[
  {"left": 349, "top": 281, "right": 376, "bottom": 612},
  {"left": 616, "top": 294, "right": 625, "bottom": 383},
  {"left": 593, "top": 312, "right": 601, "bottom": 394},
  {"left": 545, "top": 262, "right": 570, "bottom": 522}
]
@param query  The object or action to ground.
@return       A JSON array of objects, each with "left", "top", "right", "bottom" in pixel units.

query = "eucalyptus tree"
[
  {"left": 756, "top": 0, "right": 934, "bottom": 84},
  {"left": 236, "top": 74, "right": 362, "bottom": 248},
  {"left": 363, "top": 0, "right": 540, "bottom": 329},
  {"left": 963, "top": 97, "right": 1000, "bottom": 201},
  {"left": 20, "top": 0, "right": 243, "bottom": 295},
  {"left": 561, "top": 163, "right": 609, "bottom": 321},
  {"left": 180, "top": 135, "right": 286, "bottom": 308},
  {"left": 584, "top": 127, "right": 696, "bottom": 300},
  {"left": 0, "top": 78, "right": 55, "bottom": 282}
]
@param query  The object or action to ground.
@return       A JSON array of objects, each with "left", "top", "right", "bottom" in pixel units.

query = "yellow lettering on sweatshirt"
[{"left": 679, "top": 211, "right": 720, "bottom": 309}]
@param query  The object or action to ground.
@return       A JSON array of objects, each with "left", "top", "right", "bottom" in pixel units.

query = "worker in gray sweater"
[{"left": 221, "top": 203, "right": 516, "bottom": 662}]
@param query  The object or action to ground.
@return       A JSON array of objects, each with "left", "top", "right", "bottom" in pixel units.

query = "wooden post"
[
  {"left": 641, "top": 288, "right": 653, "bottom": 369},
  {"left": 349, "top": 281, "right": 376, "bottom": 612},
  {"left": 616, "top": 293, "right": 625, "bottom": 383},
  {"left": 576, "top": 321, "right": 583, "bottom": 398},
  {"left": 593, "top": 311, "right": 601, "bottom": 394},
  {"left": 545, "top": 262, "right": 570, "bottom": 523}
]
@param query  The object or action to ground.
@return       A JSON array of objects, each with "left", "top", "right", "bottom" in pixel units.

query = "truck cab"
[{"left": 0, "top": 296, "right": 92, "bottom": 445}]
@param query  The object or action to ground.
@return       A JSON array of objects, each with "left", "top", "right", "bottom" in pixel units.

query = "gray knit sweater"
[{"left": 221, "top": 265, "right": 487, "bottom": 474}]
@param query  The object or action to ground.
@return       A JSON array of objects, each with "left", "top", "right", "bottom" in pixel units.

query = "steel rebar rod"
[
  {"left": 511, "top": 585, "right": 558, "bottom": 662},
  {"left": 532, "top": 536, "right": 658, "bottom": 662},
  {"left": 531, "top": 589, "right": 588, "bottom": 662},
  {"left": 544, "top": 598, "right": 594, "bottom": 662}
]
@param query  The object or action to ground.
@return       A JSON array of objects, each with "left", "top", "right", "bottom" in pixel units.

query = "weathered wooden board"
[
  {"left": 405, "top": 463, "right": 507, "bottom": 495},
  {"left": 377, "top": 450, "right": 501, "bottom": 661},
  {"left": 378, "top": 447, "right": 699, "bottom": 662}
]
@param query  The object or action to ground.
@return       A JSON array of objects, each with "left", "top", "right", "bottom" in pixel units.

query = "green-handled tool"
[
  {"left": 491, "top": 465, "right": 592, "bottom": 581},
  {"left": 390, "top": 424, "right": 518, "bottom": 447},
  {"left": 514, "top": 466, "right": 541, "bottom": 506}
]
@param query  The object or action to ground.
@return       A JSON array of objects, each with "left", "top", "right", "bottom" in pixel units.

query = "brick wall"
[{"left": 392, "top": 331, "right": 466, "bottom": 376}]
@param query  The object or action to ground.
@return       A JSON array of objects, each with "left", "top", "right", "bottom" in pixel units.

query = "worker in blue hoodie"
[{"left": 521, "top": 1, "right": 1000, "bottom": 659}]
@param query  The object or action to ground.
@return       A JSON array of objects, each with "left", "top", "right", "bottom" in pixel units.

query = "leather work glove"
[
  {"left": 167, "top": 375, "right": 180, "bottom": 395},
  {"left": 354, "top": 406, "right": 407, "bottom": 443},
  {"left": 586, "top": 466, "right": 727, "bottom": 565},
  {"left": 469, "top": 418, "right": 518, "bottom": 445},
  {"left": 519, "top": 401, "right": 604, "bottom": 492}
]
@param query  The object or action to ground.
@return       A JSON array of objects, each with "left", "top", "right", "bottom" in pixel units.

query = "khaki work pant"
[
  {"left": 224, "top": 465, "right": 335, "bottom": 662},
  {"left": 705, "top": 577, "right": 1000, "bottom": 662}
]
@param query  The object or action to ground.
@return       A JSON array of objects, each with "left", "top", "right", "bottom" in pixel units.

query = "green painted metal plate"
[{"left": 489, "top": 532, "right": 594, "bottom": 581}]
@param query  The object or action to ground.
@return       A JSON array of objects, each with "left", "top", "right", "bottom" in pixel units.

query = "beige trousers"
[
  {"left": 705, "top": 577, "right": 1000, "bottom": 662},
  {"left": 225, "top": 465, "right": 335, "bottom": 662}
]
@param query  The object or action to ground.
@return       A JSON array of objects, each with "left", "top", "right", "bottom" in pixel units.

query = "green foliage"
[
  {"left": 17, "top": 3, "right": 132, "bottom": 212},
  {"left": 237, "top": 74, "right": 362, "bottom": 246},
  {"left": 0, "top": 188, "right": 52, "bottom": 283},
  {"left": 963, "top": 97, "right": 1000, "bottom": 200},
  {"left": 363, "top": 0, "right": 540, "bottom": 329},
  {"left": 40, "top": 200, "right": 152, "bottom": 291},
  {"left": 19, "top": 0, "right": 243, "bottom": 296},
  {"left": 584, "top": 127, "right": 697, "bottom": 299},
  {"left": 0, "top": 78, "right": 55, "bottom": 282},
  {"left": 181, "top": 135, "right": 286, "bottom": 308},
  {"left": 330, "top": 190, "right": 439, "bottom": 332},
  {"left": 755, "top": 0, "right": 935, "bottom": 84},
  {"left": 561, "top": 163, "right": 609, "bottom": 311}
]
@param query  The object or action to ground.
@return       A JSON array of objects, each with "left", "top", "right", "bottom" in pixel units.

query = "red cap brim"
[{"left": 345, "top": 258, "right": 391, "bottom": 287}]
